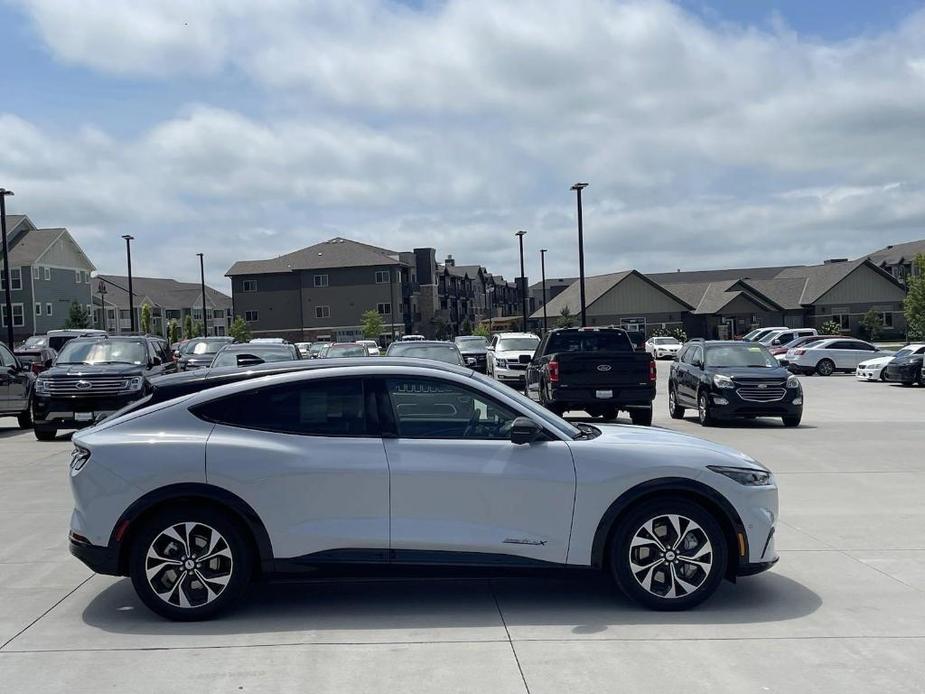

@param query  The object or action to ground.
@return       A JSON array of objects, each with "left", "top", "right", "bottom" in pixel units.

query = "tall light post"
[
  {"left": 515, "top": 230, "right": 527, "bottom": 332},
  {"left": 97, "top": 278, "right": 107, "bottom": 331},
  {"left": 539, "top": 248, "right": 548, "bottom": 335},
  {"left": 389, "top": 266, "right": 397, "bottom": 342},
  {"left": 196, "top": 253, "right": 207, "bottom": 337},
  {"left": 122, "top": 235, "right": 135, "bottom": 333},
  {"left": 570, "top": 182, "right": 589, "bottom": 327},
  {"left": 0, "top": 188, "right": 15, "bottom": 348},
  {"left": 486, "top": 284, "right": 495, "bottom": 335}
]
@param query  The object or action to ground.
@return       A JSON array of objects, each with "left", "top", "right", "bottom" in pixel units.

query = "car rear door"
[
  {"left": 201, "top": 376, "right": 391, "bottom": 560},
  {"left": 380, "top": 374, "right": 575, "bottom": 564}
]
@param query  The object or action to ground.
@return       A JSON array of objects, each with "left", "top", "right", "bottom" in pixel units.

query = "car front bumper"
[
  {"left": 33, "top": 394, "right": 142, "bottom": 429},
  {"left": 855, "top": 365, "right": 884, "bottom": 381},
  {"left": 707, "top": 388, "right": 803, "bottom": 418},
  {"left": 883, "top": 365, "right": 920, "bottom": 384},
  {"left": 494, "top": 365, "right": 528, "bottom": 382}
]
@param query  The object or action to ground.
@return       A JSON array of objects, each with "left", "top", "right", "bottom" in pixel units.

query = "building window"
[
  {"left": 33, "top": 266, "right": 40, "bottom": 280},
  {"left": 213, "top": 309, "right": 224, "bottom": 319},
  {"left": 242, "top": 280, "right": 257, "bottom": 292},
  {"left": 314, "top": 274, "right": 329, "bottom": 288},
  {"left": 85, "top": 271, "right": 90, "bottom": 284},
  {"left": 107, "top": 309, "right": 115, "bottom": 320},
  {"left": 880, "top": 311, "right": 894, "bottom": 328},
  {"left": 35, "top": 302, "right": 42, "bottom": 316},
  {"left": 377, "top": 303, "right": 391, "bottom": 315},
  {"left": 315, "top": 305, "right": 330, "bottom": 319},
  {"left": 831, "top": 313, "right": 850, "bottom": 330},
  {"left": 1, "top": 304, "right": 25, "bottom": 327},
  {"left": 44, "top": 267, "right": 51, "bottom": 280},
  {"left": 75, "top": 270, "right": 81, "bottom": 284},
  {"left": 245, "top": 310, "right": 259, "bottom": 322},
  {"left": 375, "top": 270, "right": 390, "bottom": 284},
  {"left": 87, "top": 304, "right": 94, "bottom": 317},
  {"left": 1, "top": 267, "right": 21, "bottom": 291},
  {"left": 192, "top": 309, "right": 202, "bottom": 320},
  {"left": 46, "top": 303, "right": 53, "bottom": 317}
]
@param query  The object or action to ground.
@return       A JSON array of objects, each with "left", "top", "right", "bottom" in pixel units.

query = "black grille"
[
  {"left": 736, "top": 386, "right": 786, "bottom": 402},
  {"left": 44, "top": 376, "right": 130, "bottom": 396}
]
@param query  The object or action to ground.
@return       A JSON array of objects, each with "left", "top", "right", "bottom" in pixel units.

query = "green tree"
[
  {"left": 361, "top": 309, "right": 384, "bottom": 339},
  {"left": 183, "top": 314, "right": 193, "bottom": 339},
  {"left": 62, "top": 301, "right": 90, "bottom": 329},
  {"left": 859, "top": 308, "right": 883, "bottom": 342},
  {"left": 167, "top": 319, "right": 180, "bottom": 344},
  {"left": 193, "top": 321, "right": 203, "bottom": 337},
  {"left": 903, "top": 254, "right": 925, "bottom": 340},
  {"left": 555, "top": 305, "right": 576, "bottom": 329},
  {"left": 140, "top": 303, "right": 151, "bottom": 334},
  {"left": 820, "top": 320, "right": 842, "bottom": 335},
  {"left": 472, "top": 323, "right": 491, "bottom": 338},
  {"left": 228, "top": 316, "right": 252, "bottom": 343}
]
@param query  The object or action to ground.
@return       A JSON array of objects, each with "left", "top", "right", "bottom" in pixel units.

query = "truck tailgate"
[{"left": 555, "top": 352, "right": 651, "bottom": 387}]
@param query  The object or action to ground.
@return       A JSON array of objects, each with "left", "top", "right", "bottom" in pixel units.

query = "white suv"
[
  {"left": 487, "top": 332, "right": 541, "bottom": 383},
  {"left": 68, "top": 360, "right": 779, "bottom": 620}
]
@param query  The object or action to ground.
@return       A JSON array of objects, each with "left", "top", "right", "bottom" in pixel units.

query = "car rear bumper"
[
  {"left": 69, "top": 533, "right": 120, "bottom": 576},
  {"left": 548, "top": 385, "right": 655, "bottom": 407}
]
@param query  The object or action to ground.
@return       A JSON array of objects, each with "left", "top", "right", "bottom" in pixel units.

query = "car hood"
[
  {"left": 41, "top": 363, "right": 145, "bottom": 377},
  {"left": 180, "top": 354, "right": 217, "bottom": 363},
  {"left": 889, "top": 355, "right": 924, "bottom": 366},
  {"left": 651, "top": 343, "right": 681, "bottom": 350},
  {"left": 458, "top": 346, "right": 488, "bottom": 355},
  {"left": 584, "top": 424, "right": 767, "bottom": 471},
  {"left": 859, "top": 356, "right": 895, "bottom": 368},
  {"left": 705, "top": 366, "right": 790, "bottom": 381},
  {"left": 495, "top": 350, "right": 536, "bottom": 360}
]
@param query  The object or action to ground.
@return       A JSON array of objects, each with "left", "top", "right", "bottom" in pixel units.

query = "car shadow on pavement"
[{"left": 80, "top": 570, "right": 821, "bottom": 636}]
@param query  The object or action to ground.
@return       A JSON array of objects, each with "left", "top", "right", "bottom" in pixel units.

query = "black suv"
[
  {"left": 0, "top": 341, "right": 35, "bottom": 429},
  {"left": 32, "top": 335, "right": 175, "bottom": 440},
  {"left": 668, "top": 340, "right": 803, "bottom": 427},
  {"left": 453, "top": 336, "right": 489, "bottom": 373}
]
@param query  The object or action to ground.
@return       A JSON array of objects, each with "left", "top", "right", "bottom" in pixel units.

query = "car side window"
[
  {"left": 0, "top": 344, "right": 15, "bottom": 367},
  {"left": 385, "top": 377, "right": 518, "bottom": 440},
  {"left": 678, "top": 345, "right": 691, "bottom": 363},
  {"left": 690, "top": 346, "right": 703, "bottom": 367},
  {"left": 194, "top": 378, "right": 367, "bottom": 437}
]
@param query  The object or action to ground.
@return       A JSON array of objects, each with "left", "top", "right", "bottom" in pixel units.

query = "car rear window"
[{"left": 546, "top": 331, "right": 633, "bottom": 352}]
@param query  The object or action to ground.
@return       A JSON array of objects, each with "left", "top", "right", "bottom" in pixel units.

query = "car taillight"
[
  {"left": 649, "top": 360, "right": 657, "bottom": 382},
  {"left": 548, "top": 359, "right": 559, "bottom": 384},
  {"left": 793, "top": 349, "right": 805, "bottom": 356}
]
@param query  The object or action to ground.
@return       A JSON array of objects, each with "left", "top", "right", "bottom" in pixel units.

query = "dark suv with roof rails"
[
  {"left": 32, "top": 335, "right": 175, "bottom": 440},
  {"left": 668, "top": 340, "right": 803, "bottom": 427}
]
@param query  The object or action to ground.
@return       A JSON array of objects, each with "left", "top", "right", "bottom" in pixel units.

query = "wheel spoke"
[
  {"left": 146, "top": 559, "right": 181, "bottom": 581},
  {"left": 162, "top": 525, "right": 190, "bottom": 555}
]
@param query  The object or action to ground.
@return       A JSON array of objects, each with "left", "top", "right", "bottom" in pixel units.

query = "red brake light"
[
  {"left": 649, "top": 359, "right": 657, "bottom": 383},
  {"left": 548, "top": 359, "right": 559, "bottom": 384},
  {"left": 794, "top": 349, "right": 805, "bottom": 356}
]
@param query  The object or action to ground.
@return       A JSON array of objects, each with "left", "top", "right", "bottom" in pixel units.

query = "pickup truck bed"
[{"left": 525, "top": 327, "right": 656, "bottom": 425}]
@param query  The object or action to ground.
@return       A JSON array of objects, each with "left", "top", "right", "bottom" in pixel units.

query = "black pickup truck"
[{"left": 525, "top": 327, "right": 656, "bottom": 425}]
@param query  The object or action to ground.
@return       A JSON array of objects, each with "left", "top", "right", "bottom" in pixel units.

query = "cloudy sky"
[{"left": 2, "top": 0, "right": 925, "bottom": 292}]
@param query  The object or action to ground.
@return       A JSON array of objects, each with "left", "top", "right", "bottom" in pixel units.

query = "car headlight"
[
  {"left": 35, "top": 378, "right": 50, "bottom": 394},
  {"left": 712, "top": 374, "right": 735, "bottom": 389},
  {"left": 123, "top": 376, "right": 144, "bottom": 392},
  {"left": 786, "top": 375, "right": 801, "bottom": 389},
  {"left": 707, "top": 465, "right": 772, "bottom": 486}
]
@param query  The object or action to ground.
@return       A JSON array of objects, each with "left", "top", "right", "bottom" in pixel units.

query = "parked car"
[
  {"left": 486, "top": 332, "right": 541, "bottom": 384},
  {"left": 881, "top": 345, "right": 925, "bottom": 386},
  {"left": 307, "top": 342, "right": 331, "bottom": 359},
  {"left": 356, "top": 340, "right": 381, "bottom": 356},
  {"left": 526, "top": 327, "right": 656, "bottom": 424},
  {"left": 669, "top": 340, "right": 803, "bottom": 427},
  {"left": 386, "top": 340, "right": 464, "bottom": 365},
  {"left": 855, "top": 346, "right": 923, "bottom": 381},
  {"left": 322, "top": 343, "right": 371, "bottom": 358},
  {"left": 741, "top": 327, "right": 787, "bottom": 342},
  {"left": 177, "top": 337, "right": 235, "bottom": 371},
  {"left": 45, "top": 328, "right": 107, "bottom": 352},
  {"left": 758, "top": 328, "right": 817, "bottom": 347},
  {"left": 18, "top": 335, "right": 49, "bottom": 350},
  {"left": 211, "top": 343, "right": 301, "bottom": 368},
  {"left": 644, "top": 336, "right": 682, "bottom": 360},
  {"left": 68, "top": 359, "right": 779, "bottom": 620},
  {"left": 769, "top": 335, "right": 826, "bottom": 361},
  {"left": 0, "top": 341, "right": 35, "bottom": 429},
  {"left": 400, "top": 334, "right": 426, "bottom": 341},
  {"left": 294, "top": 342, "right": 312, "bottom": 358},
  {"left": 786, "top": 338, "right": 887, "bottom": 376},
  {"left": 32, "top": 335, "right": 175, "bottom": 440},
  {"left": 454, "top": 335, "right": 489, "bottom": 372},
  {"left": 14, "top": 346, "right": 57, "bottom": 375}
]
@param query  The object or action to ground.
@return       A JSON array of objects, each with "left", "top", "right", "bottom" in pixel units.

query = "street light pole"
[
  {"left": 540, "top": 248, "right": 548, "bottom": 335},
  {"left": 515, "top": 230, "right": 527, "bottom": 332},
  {"left": 389, "top": 266, "right": 397, "bottom": 342},
  {"left": 570, "top": 182, "right": 589, "bottom": 327},
  {"left": 487, "top": 285, "right": 494, "bottom": 335},
  {"left": 197, "top": 253, "right": 207, "bottom": 337},
  {"left": 122, "top": 235, "right": 135, "bottom": 333},
  {"left": 97, "top": 279, "right": 107, "bottom": 331},
  {"left": 0, "top": 188, "right": 15, "bottom": 348}
]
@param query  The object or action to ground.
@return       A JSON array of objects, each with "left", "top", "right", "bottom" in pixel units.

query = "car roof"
[
  {"left": 389, "top": 341, "right": 458, "bottom": 347},
  {"left": 495, "top": 332, "right": 539, "bottom": 338},
  {"left": 219, "top": 343, "right": 290, "bottom": 351}
]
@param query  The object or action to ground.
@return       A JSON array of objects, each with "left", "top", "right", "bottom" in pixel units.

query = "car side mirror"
[
  {"left": 771, "top": 339, "right": 781, "bottom": 346},
  {"left": 44, "top": 358, "right": 54, "bottom": 369},
  {"left": 151, "top": 356, "right": 163, "bottom": 366},
  {"left": 486, "top": 345, "right": 494, "bottom": 351},
  {"left": 511, "top": 417, "right": 543, "bottom": 445},
  {"left": 692, "top": 358, "right": 703, "bottom": 368}
]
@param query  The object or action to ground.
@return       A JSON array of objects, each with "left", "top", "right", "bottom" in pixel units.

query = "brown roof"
[{"left": 226, "top": 237, "right": 403, "bottom": 276}]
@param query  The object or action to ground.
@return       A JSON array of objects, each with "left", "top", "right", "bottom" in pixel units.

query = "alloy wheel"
[
  {"left": 145, "top": 522, "right": 234, "bottom": 609},
  {"left": 628, "top": 514, "right": 713, "bottom": 599},
  {"left": 698, "top": 393, "right": 708, "bottom": 423}
]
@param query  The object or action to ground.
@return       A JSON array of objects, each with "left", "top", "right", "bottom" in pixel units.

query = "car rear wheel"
[
  {"left": 629, "top": 407, "right": 653, "bottom": 426},
  {"left": 610, "top": 498, "right": 727, "bottom": 610},
  {"left": 34, "top": 426, "right": 56, "bottom": 441},
  {"left": 129, "top": 506, "right": 251, "bottom": 621},
  {"left": 697, "top": 391, "right": 715, "bottom": 426},
  {"left": 815, "top": 359, "right": 835, "bottom": 376},
  {"left": 668, "top": 386, "right": 685, "bottom": 419},
  {"left": 601, "top": 407, "right": 619, "bottom": 421}
]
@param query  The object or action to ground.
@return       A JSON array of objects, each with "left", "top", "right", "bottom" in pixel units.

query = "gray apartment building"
[
  {"left": 227, "top": 238, "right": 529, "bottom": 343},
  {"left": 1, "top": 214, "right": 96, "bottom": 345},
  {"left": 93, "top": 275, "right": 233, "bottom": 337}
]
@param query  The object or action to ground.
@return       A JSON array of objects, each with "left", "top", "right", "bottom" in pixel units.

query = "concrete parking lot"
[{"left": 1, "top": 364, "right": 923, "bottom": 693}]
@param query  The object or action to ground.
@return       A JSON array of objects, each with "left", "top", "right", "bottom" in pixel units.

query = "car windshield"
[
  {"left": 57, "top": 340, "right": 147, "bottom": 365},
  {"left": 496, "top": 338, "right": 539, "bottom": 351},
  {"left": 183, "top": 339, "right": 228, "bottom": 355},
  {"left": 651, "top": 337, "right": 679, "bottom": 345},
  {"left": 455, "top": 337, "right": 487, "bottom": 347},
  {"left": 211, "top": 348, "right": 293, "bottom": 367},
  {"left": 309, "top": 343, "right": 330, "bottom": 355},
  {"left": 21, "top": 336, "right": 48, "bottom": 348},
  {"left": 705, "top": 344, "right": 777, "bottom": 368},
  {"left": 546, "top": 331, "right": 632, "bottom": 352},
  {"left": 326, "top": 345, "right": 368, "bottom": 357},
  {"left": 388, "top": 344, "right": 463, "bottom": 364}
]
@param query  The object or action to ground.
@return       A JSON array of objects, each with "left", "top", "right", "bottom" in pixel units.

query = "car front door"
[
  {"left": 381, "top": 375, "right": 576, "bottom": 563},
  {"left": 0, "top": 343, "right": 15, "bottom": 412},
  {"left": 844, "top": 341, "right": 878, "bottom": 369},
  {"left": 202, "top": 376, "right": 391, "bottom": 559},
  {"left": 677, "top": 345, "right": 701, "bottom": 404}
]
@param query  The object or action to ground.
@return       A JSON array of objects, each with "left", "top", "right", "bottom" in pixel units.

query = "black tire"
[
  {"left": 782, "top": 413, "right": 802, "bottom": 427},
  {"left": 900, "top": 381, "right": 912, "bottom": 387},
  {"left": 610, "top": 497, "right": 728, "bottom": 611},
  {"left": 601, "top": 407, "right": 619, "bottom": 421},
  {"left": 586, "top": 406, "right": 604, "bottom": 418},
  {"left": 629, "top": 407, "right": 653, "bottom": 426},
  {"left": 697, "top": 391, "right": 715, "bottom": 427},
  {"left": 815, "top": 359, "right": 835, "bottom": 376},
  {"left": 668, "top": 385, "right": 685, "bottom": 420},
  {"left": 129, "top": 505, "right": 252, "bottom": 621},
  {"left": 17, "top": 408, "right": 33, "bottom": 429},
  {"left": 34, "top": 427, "right": 57, "bottom": 441}
]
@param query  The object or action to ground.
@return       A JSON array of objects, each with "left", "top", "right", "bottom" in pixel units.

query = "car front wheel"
[
  {"left": 129, "top": 506, "right": 251, "bottom": 621},
  {"left": 668, "top": 386, "right": 685, "bottom": 419},
  {"left": 697, "top": 391, "right": 715, "bottom": 426},
  {"left": 610, "top": 498, "right": 727, "bottom": 610}
]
